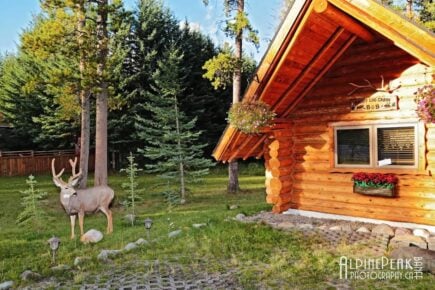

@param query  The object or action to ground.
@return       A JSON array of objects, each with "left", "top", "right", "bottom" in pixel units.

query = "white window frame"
[{"left": 334, "top": 123, "right": 418, "bottom": 169}]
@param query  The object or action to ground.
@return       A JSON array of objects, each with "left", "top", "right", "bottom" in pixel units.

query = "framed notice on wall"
[{"left": 351, "top": 93, "right": 398, "bottom": 112}]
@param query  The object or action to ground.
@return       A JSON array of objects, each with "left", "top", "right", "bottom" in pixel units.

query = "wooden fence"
[{"left": 0, "top": 150, "right": 95, "bottom": 177}]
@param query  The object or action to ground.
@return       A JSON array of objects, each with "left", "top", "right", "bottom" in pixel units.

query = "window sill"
[{"left": 329, "top": 168, "right": 431, "bottom": 176}]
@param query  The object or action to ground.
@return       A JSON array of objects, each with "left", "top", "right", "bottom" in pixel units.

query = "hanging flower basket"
[
  {"left": 351, "top": 172, "right": 398, "bottom": 197},
  {"left": 228, "top": 101, "right": 276, "bottom": 134},
  {"left": 415, "top": 84, "right": 435, "bottom": 123}
]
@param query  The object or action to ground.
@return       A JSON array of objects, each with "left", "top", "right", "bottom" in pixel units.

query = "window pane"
[
  {"left": 337, "top": 129, "right": 370, "bottom": 165},
  {"left": 377, "top": 127, "right": 415, "bottom": 166}
]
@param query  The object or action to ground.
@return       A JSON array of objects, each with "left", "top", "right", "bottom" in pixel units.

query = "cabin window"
[{"left": 334, "top": 123, "right": 417, "bottom": 168}]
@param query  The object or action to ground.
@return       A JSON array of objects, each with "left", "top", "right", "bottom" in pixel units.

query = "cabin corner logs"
[{"left": 262, "top": 37, "right": 435, "bottom": 225}]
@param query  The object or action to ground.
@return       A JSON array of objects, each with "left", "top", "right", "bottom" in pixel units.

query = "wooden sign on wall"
[{"left": 351, "top": 93, "right": 398, "bottom": 112}]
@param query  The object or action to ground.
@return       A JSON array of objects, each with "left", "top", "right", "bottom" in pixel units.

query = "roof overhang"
[{"left": 213, "top": 0, "right": 435, "bottom": 162}]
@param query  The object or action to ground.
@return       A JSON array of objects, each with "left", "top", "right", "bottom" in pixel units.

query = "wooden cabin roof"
[{"left": 213, "top": 0, "right": 435, "bottom": 162}]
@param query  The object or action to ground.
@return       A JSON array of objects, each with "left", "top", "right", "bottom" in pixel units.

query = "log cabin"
[{"left": 213, "top": 0, "right": 435, "bottom": 226}]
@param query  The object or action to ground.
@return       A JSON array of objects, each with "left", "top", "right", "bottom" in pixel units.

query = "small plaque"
[{"left": 351, "top": 93, "right": 398, "bottom": 112}]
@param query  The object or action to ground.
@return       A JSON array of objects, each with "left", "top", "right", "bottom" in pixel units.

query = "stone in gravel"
[
  {"left": 329, "top": 225, "right": 342, "bottom": 231},
  {"left": 413, "top": 228, "right": 430, "bottom": 240},
  {"left": 390, "top": 234, "right": 427, "bottom": 249},
  {"left": 297, "top": 223, "right": 314, "bottom": 230},
  {"left": 51, "top": 264, "right": 70, "bottom": 271},
  {"left": 275, "top": 222, "right": 295, "bottom": 230},
  {"left": 74, "top": 257, "right": 90, "bottom": 267},
  {"left": 0, "top": 281, "right": 13, "bottom": 290},
  {"left": 124, "top": 242, "right": 138, "bottom": 252},
  {"left": 341, "top": 224, "right": 353, "bottom": 232},
  {"left": 80, "top": 229, "right": 103, "bottom": 244},
  {"left": 229, "top": 205, "right": 239, "bottom": 210},
  {"left": 372, "top": 224, "right": 394, "bottom": 237},
  {"left": 97, "top": 249, "right": 121, "bottom": 261},
  {"left": 168, "top": 229, "right": 182, "bottom": 238},
  {"left": 20, "top": 270, "right": 41, "bottom": 281},
  {"left": 395, "top": 227, "right": 412, "bottom": 236},
  {"left": 390, "top": 247, "right": 435, "bottom": 274},
  {"left": 317, "top": 225, "right": 328, "bottom": 230},
  {"left": 135, "top": 238, "right": 149, "bottom": 246},
  {"left": 235, "top": 213, "right": 246, "bottom": 221},
  {"left": 428, "top": 236, "right": 435, "bottom": 251},
  {"left": 356, "top": 226, "right": 370, "bottom": 233},
  {"left": 192, "top": 223, "right": 207, "bottom": 229}
]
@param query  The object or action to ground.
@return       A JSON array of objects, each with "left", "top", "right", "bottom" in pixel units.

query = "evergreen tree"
[
  {"left": 16, "top": 175, "right": 47, "bottom": 230},
  {"left": 202, "top": 0, "right": 259, "bottom": 193},
  {"left": 120, "top": 152, "right": 143, "bottom": 224},
  {"left": 136, "top": 47, "right": 214, "bottom": 204}
]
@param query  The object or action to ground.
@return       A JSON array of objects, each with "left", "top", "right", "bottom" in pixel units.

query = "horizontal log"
[
  {"left": 271, "top": 166, "right": 293, "bottom": 178},
  {"left": 289, "top": 110, "right": 419, "bottom": 123},
  {"left": 289, "top": 203, "right": 435, "bottom": 225},
  {"left": 290, "top": 194, "right": 435, "bottom": 220},
  {"left": 269, "top": 157, "right": 294, "bottom": 168},
  {"left": 292, "top": 184, "right": 435, "bottom": 208}
]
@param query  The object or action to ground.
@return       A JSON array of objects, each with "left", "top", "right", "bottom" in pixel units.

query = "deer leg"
[
  {"left": 70, "top": 215, "right": 76, "bottom": 239},
  {"left": 100, "top": 207, "right": 113, "bottom": 234},
  {"left": 78, "top": 212, "right": 85, "bottom": 237}
]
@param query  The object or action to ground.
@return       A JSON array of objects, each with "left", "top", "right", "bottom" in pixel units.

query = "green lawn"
[{"left": 0, "top": 165, "right": 434, "bottom": 289}]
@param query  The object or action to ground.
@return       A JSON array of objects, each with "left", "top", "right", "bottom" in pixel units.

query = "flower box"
[
  {"left": 351, "top": 172, "right": 397, "bottom": 197},
  {"left": 353, "top": 184, "right": 395, "bottom": 197}
]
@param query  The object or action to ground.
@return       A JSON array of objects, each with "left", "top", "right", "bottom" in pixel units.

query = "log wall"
[{"left": 266, "top": 36, "right": 435, "bottom": 225}]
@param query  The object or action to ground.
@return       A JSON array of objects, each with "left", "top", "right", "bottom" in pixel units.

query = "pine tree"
[
  {"left": 120, "top": 152, "right": 142, "bottom": 225},
  {"left": 16, "top": 175, "right": 47, "bottom": 229},
  {"left": 202, "top": 0, "right": 259, "bottom": 193},
  {"left": 136, "top": 47, "right": 214, "bottom": 204}
]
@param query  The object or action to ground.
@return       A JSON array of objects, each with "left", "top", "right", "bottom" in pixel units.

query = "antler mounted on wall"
[{"left": 348, "top": 75, "right": 401, "bottom": 96}]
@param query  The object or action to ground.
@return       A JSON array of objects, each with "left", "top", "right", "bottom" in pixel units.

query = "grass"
[{"left": 0, "top": 163, "right": 434, "bottom": 289}]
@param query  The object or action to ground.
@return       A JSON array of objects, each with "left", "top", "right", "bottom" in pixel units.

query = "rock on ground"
[
  {"left": 329, "top": 225, "right": 342, "bottom": 231},
  {"left": 372, "top": 224, "right": 394, "bottom": 237},
  {"left": 20, "top": 270, "right": 41, "bottom": 281},
  {"left": 395, "top": 228, "right": 412, "bottom": 236},
  {"left": 192, "top": 223, "right": 207, "bottom": 229},
  {"left": 124, "top": 243, "right": 138, "bottom": 252},
  {"left": 413, "top": 228, "right": 430, "bottom": 240},
  {"left": 356, "top": 226, "right": 370, "bottom": 233},
  {"left": 390, "top": 234, "right": 427, "bottom": 249},
  {"left": 0, "top": 281, "right": 13, "bottom": 290},
  {"left": 51, "top": 264, "right": 71, "bottom": 271},
  {"left": 275, "top": 222, "right": 295, "bottom": 231},
  {"left": 98, "top": 249, "right": 121, "bottom": 261},
  {"left": 428, "top": 236, "right": 435, "bottom": 251},
  {"left": 297, "top": 224, "right": 314, "bottom": 230},
  {"left": 80, "top": 229, "right": 103, "bottom": 244},
  {"left": 229, "top": 205, "right": 239, "bottom": 210},
  {"left": 168, "top": 230, "right": 182, "bottom": 238},
  {"left": 390, "top": 247, "right": 435, "bottom": 274},
  {"left": 235, "top": 213, "right": 246, "bottom": 221},
  {"left": 135, "top": 238, "right": 148, "bottom": 246}
]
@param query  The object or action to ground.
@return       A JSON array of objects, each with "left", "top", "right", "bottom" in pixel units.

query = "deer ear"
[{"left": 53, "top": 178, "right": 63, "bottom": 188}]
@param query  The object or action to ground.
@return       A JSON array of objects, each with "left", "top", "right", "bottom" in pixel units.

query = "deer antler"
[
  {"left": 348, "top": 76, "right": 402, "bottom": 96},
  {"left": 51, "top": 158, "right": 65, "bottom": 179},
  {"left": 68, "top": 157, "right": 82, "bottom": 183}
]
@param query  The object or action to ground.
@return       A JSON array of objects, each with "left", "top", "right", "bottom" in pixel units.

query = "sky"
[{"left": 0, "top": 0, "right": 284, "bottom": 62}]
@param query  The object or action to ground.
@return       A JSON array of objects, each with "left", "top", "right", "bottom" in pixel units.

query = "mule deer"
[{"left": 52, "top": 158, "right": 114, "bottom": 239}]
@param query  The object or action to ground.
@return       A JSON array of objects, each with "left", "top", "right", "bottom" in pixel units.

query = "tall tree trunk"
[
  {"left": 76, "top": 0, "right": 90, "bottom": 189},
  {"left": 406, "top": 0, "right": 414, "bottom": 19},
  {"left": 227, "top": 0, "right": 244, "bottom": 194},
  {"left": 174, "top": 96, "right": 186, "bottom": 203},
  {"left": 94, "top": 0, "right": 109, "bottom": 186}
]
